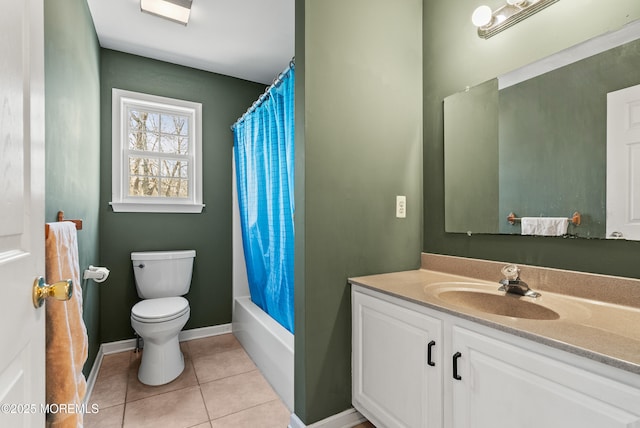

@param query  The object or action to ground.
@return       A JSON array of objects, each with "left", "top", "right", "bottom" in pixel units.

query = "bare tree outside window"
[{"left": 127, "top": 109, "right": 190, "bottom": 198}]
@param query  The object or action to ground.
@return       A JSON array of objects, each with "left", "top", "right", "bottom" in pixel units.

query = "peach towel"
[{"left": 45, "top": 222, "right": 88, "bottom": 428}]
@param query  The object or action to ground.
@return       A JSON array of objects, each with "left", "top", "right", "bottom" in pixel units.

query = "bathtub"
[
  {"left": 232, "top": 155, "right": 294, "bottom": 411},
  {"left": 232, "top": 296, "right": 294, "bottom": 411}
]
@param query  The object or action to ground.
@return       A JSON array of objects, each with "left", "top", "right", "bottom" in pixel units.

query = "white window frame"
[{"left": 110, "top": 88, "right": 204, "bottom": 213}]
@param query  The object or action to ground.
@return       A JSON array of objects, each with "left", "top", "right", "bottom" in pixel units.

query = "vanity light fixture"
[
  {"left": 140, "top": 0, "right": 192, "bottom": 26},
  {"left": 472, "top": 0, "right": 559, "bottom": 39}
]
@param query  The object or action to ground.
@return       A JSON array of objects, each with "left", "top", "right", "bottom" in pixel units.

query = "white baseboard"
[
  {"left": 179, "top": 323, "right": 232, "bottom": 342},
  {"left": 99, "top": 323, "right": 233, "bottom": 355},
  {"left": 100, "top": 337, "right": 137, "bottom": 355},
  {"left": 83, "top": 350, "right": 103, "bottom": 406},
  {"left": 289, "top": 408, "right": 366, "bottom": 428},
  {"left": 84, "top": 323, "right": 232, "bottom": 403}
]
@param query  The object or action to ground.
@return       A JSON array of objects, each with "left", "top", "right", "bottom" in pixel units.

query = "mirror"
[{"left": 444, "top": 21, "right": 640, "bottom": 239}]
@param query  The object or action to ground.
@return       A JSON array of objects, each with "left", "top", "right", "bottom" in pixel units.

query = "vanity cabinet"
[
  {"left": 352, "top": 285, "right": 640, "bottom": 428},
  {"left": 352, "top": 289, "right": 443, "bottom": 428},
  {"left": 451, "top": 326, "right": 640, "bottom": 428}
]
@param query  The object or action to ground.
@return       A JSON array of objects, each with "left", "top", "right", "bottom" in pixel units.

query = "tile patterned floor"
[{"left": 85, "top": 334, "right": 291, "bottom": 428}]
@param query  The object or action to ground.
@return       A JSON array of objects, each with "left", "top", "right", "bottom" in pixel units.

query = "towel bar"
[
  {"left": 507, "top": 211, "right": 581, "bottom": 226},
  {"left": 45, "top": 211, "right": 83, "bottom": 238}
]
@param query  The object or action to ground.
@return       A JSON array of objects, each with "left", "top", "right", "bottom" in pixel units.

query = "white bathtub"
[
  {"left": 232, "top": 296, "right": 294, "bottom": 411},
  {"left": 232, "top": 155, "right": 294, "bottom": 411}
]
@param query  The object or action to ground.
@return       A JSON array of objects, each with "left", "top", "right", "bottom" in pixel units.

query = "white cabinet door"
[
  {"left": 352, "top": 289, "right": 443, "bottom": 428},
  {"left": 451, "top": 326, "right": 640, "bottom": 428}
]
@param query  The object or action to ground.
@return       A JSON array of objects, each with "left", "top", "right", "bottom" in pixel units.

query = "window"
[{"left": 110, "top": 89, "right": 204, "bottom": 213}]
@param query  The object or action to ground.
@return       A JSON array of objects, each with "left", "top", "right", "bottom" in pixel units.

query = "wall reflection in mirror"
[{"left": 444, "top": 21, "right": 640, "bottom": 239}]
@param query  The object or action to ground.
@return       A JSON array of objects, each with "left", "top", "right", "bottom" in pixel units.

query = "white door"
[
  {"left": 0, "top": 0, "right": 46, "bottom": 426},
  {"left": 607, "top": 83, "right": 640, "bottom": 240}
]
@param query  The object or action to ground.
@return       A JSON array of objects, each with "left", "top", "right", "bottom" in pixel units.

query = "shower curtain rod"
[{"left": 231, "top": 57, "right": 295, "bottom": 130}]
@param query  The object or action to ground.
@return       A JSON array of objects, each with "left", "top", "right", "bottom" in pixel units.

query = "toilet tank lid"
[{"left": 131, "top": 250, "right": 196, "bottom": 261}]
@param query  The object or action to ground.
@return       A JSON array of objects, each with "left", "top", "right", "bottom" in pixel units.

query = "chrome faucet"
[{"left": 498, "top": 264, "right": 540, "bottom": 298}]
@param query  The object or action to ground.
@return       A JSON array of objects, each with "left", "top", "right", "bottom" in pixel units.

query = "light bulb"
[{"left": 471, "top": 5, "right": 493, "bottom": 28}]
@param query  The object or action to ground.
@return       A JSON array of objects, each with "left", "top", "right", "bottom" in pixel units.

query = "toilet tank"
[{"left": 131, "top": 250, "right": 196, "bottom": 299}]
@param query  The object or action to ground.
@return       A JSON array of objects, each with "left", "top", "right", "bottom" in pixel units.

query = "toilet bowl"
[
  {"left": 130, "top": 250, "right": 195, "bottom": 386},
  {"left": 131, "top": 297, "right": 190, "bottom": 385}
]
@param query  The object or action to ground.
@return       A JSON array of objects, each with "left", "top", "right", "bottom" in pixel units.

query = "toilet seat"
[{"left": 131, "top": 297, "right": 189, "bottom": 323}]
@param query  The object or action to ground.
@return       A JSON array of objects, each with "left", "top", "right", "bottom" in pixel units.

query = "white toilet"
[{"left": 130, "top": 250, "right": 195, "bottom": 386}]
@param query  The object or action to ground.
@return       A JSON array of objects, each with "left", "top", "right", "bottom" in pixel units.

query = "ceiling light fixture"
[
  {"left": 472, "top": 0, "right": 559, "bottom": 39},
  {"left": 140, "top": 0, "right": 192, "bottom": 26}
]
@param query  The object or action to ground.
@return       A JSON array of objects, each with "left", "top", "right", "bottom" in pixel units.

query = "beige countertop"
[{"left": 349, "top": 267, "right": 640, "bottom": 375}]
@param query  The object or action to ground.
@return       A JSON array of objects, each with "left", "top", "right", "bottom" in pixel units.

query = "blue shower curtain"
[{"left": 232, "top": 66, "right": 295, "bottom": 333}]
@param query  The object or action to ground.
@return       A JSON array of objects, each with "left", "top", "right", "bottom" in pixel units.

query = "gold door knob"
[{"left": 32, "top": 276, "right": 73, "bottom": 308}]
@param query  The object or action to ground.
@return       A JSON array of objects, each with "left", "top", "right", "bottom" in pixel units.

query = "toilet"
[{"left": 130, "top": 250, "right": 195, "bottom": 386}]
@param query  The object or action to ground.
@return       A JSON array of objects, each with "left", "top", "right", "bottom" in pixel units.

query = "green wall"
[
  {"left": 424, "top": 1, "right": 640, "bottom": 274},
  {"left": 98, "top": 50, "right": 263, "bottom": 342},
  {"left": 295, "top": 0, "right": 423, "bottom": 423},
  {"left": 44, "top": 0, "right": 101, "bottom": 374},
  {"left": 498, "top": 38, "right": 640, "bottom": 236},
  {"left": 444, "top": 79, "right": 499, "bottom": 234}
]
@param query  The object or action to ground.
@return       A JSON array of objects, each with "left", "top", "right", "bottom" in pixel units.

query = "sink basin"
[{"left": 437, "top": 290, "right": 560, "bottom": 320}]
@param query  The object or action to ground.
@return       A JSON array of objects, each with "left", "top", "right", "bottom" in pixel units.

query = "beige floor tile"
[
  {"left": 87, "top": 335, "right": 289, "bottom": 428},
  {"left": 123, "top": 385, "right": 208, "bottom": 428},
  {"left": 90, "top": 377, "right": 128, "bottom": 410},
  {"left": 126, "top": 351, "right": 198, "bottom": 402},
  {"left": 209, "top": 399, "right": 290, "bottom": 428},
  {"left": 98, "top": 352, "right": 132, "bottom": 378},
  {"left": 84, "top": 403, "right": 124, "bottom": 428},
  {"left": 186, "top": 333, "right": 241, "bottom": 359},
  {"left": 192, "top": 347, "right": 256, "bottom": 384},
  {"left": 200, "top": 370, "right": 278, "bottom": 420},
  {"left": 191, "top": 423, "right": 212, "bottom": 428},
  {"left": 90, "top": 358, "right": 130, "bottom": 409}
]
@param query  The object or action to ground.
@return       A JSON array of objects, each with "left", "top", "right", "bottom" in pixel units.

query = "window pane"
[
  {"left": 160, "top": 114, "right": 189, "bottom": 136},
  {"left": 129, "top": 176, "right": 159, "bottom": 197},
  {"left": 160, "top": 178, "right": 189, "bottom": 198},
  {"left": 160, "top": 135, "right": 177, "bottom": 153},
  {"left": 145, "top": 112, "right": 160, "bottom": 132},
  {"left": 177, "top": 135, "right": 189, "bottom": 153},
  {"left": 129, "top": 157, "right": 159, "bottom": 176},
  {"left": 160, "top": 135, "right": 189, "bottom": 155},
  {"left": 161, "top": 135, "right": 190, "bottom": 154},
  {"left": 128, "top": 132, "right": 159, "bottom": 152},
  {"left": 133, "top": 132, "right": 159, "bottom": 152},
  {"left": 129, "top": 110, "right": 159, "bottom": 132},
  {"left": 160, "top": 114, "right": 175, "bottom": 134},
  {"left": 178, "top": 118, "right": 189, "bottom": 136},
  {"left": 129, "top": 110, "right": 146, "bottom": 131},
  {"left": 160, "top": 114, "right": 173, "bottom": 134},
  {"left": 128, "top": 132, "right": 142, "bottom": 151},
  {"left": 161, "top": 159, "right": 188, "bottom": 178}
]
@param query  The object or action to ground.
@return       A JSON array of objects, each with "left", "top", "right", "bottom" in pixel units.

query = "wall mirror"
[{"left": 444, "top": 20, "right": 640, "bottom": 239}]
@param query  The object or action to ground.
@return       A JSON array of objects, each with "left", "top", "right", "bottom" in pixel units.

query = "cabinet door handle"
[
  {"left": 452, "top": 352, "right": 462, "bottom": 380},
  {"left": 427, "top": 340, "right": 436, "bottom": 367}
]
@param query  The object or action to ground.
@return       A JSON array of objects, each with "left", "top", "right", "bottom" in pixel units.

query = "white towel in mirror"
[{"left": 521, "top": 217, "right": 569, "bottom": 236}]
